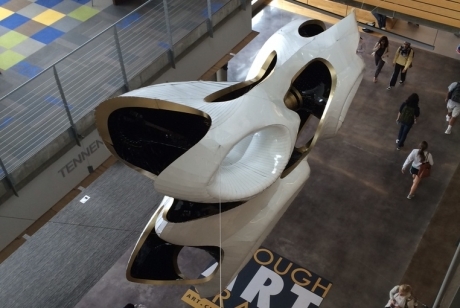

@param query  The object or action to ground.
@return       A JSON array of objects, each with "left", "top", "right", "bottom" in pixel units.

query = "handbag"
[{"left": 418, "top": 153, "right": 431, "bottom": 178}]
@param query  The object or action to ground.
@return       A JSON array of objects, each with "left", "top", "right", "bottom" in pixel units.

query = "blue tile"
[
  {"left": 158, "top": 41, "right": 169, "bottom": 49},
  {"left": 116, "top": 12, "right": 141, "bottom": 30},
  {"left": 0, "top": 0, "right": 10, "bottom": 5},
  {"left": 201, "top": 3, "right": 223, "bottom": 18},
  {"left": 0, "top": 116, "right": 13, "bottom": 130},
  {"left": 31, "top": 27, "right": 64, "bottom": 44},
  {"left": 44, "top": 95, "right": 73, "bottom": 110},
  {"left": 35, "top": 0, "right": 63, "bottom": 8},
  {"left": 0, "top": 14, "right": 29, "bottom": 30},
  {"left": 71, "top": 0, "right": 90, "bottom": 4},
  {"left": 10, "top": 61, "right": 43, "bottom": 79}
]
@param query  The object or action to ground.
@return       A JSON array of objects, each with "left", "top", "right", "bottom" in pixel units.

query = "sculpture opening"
[
  {"left": 165, "top": 199, "right": 244, "bottom": 223},
  {"left": 282, "top": 59, "right": 334, "bottom": 176},
  {"left": 298, "top": 20, "right": 326, "bottom": 37},
  {"left": 107, "top": 105, "right": 211, "bottom": 176}
]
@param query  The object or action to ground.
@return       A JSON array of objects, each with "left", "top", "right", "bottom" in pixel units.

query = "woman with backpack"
[
  {"left": 387, "top": 41, "right": 414, "bottom": 90},
  {"left": 396, "top": 93, "right": 420, "bottom": 150},
  {"left": 372, "top": 36, "right": 389, "bottom": 83},
  {"left": 402, "top": 141, "right": 434, "bottom": 199}
]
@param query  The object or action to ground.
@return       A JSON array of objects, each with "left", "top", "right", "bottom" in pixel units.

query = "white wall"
[{"left": 0, "top": 7, "right": 253, "bottom": 252}]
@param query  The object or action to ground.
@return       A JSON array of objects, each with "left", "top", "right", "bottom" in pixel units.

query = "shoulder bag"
[{"left": 418, "top": 153, "right": 431, "bottom": 178}]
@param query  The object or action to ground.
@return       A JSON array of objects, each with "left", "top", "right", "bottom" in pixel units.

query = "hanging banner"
[{"left": 182, "top": 247, "right": 332, "bottom": 308}]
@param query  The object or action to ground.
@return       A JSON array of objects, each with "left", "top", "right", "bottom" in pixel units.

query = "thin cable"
[
  {"left": 0, "top": 89, "right": 66, "bottom": 148},
  {"left": 57, "top": 42, "right": 118, "bottom": 83},
  {"left": 0, "top": 74, "right": 57, "bottom": 118},
  {"left": 60, "top": 54, "right": 121, "bottom": 98},
  {"left": 6, "top": 117, "right": 70, "bottom": 172},
  {"left": 7, "top": 116, "right": 70, "bottom": 160},
  {"left": 219, "top": 146, "right": 223, "bottom": 308}
]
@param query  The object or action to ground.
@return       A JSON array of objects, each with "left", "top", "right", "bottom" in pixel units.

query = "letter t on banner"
[{"left": 290, "top": 284, "right": 322, "bottom": 308}]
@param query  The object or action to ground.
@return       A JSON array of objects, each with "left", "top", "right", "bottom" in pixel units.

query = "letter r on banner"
[{"left": 240, "top": 266, "right": 284, "bottom": 308}]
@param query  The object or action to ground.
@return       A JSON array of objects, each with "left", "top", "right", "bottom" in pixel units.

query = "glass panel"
[
  {"left": 56, "top": 30, "right": 124, "bottom": 123},
  {"left": 118, "top": 1, "right": 169, "bottom": 79},
  {"left": 0, "top": 68, "right": 71, "bottom": 174}
]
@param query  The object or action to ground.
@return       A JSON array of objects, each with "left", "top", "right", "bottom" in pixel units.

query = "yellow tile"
[
  {"left": 32, "top": 9, "right": 65, "bottom": 26},
  {"left": 0, "top": 7, "right": 14, "bottom": 20}
]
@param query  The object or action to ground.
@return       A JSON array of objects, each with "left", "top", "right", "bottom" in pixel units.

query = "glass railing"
[{"left": 0, "top": 0, "right": 234, "bottom": 184}]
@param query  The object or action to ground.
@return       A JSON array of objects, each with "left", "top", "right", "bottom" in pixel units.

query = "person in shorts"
[
  {"left": 445, "top": 81, "right": 460, "bottom": 134},
  {"left": 401, "top": 141, "right": 434, "bottom": 199}
]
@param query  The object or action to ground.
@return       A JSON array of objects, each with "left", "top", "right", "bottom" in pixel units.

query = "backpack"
[
  {"left": 399, "top": 105, "right": 416, "bottom": 124},
  {"left": 399, "top": 46, "right": 414, "bottom": 68},
  {"left": 448, "top": 82, "right": 460, "bottom": 103},
  {"left": 405, "top": 47, "right": 414, "bottom": 68}
]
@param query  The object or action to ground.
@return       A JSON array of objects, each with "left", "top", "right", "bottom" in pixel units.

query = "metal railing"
[{"left": 0, "top": 0, "right": 236, "bottom": 190}]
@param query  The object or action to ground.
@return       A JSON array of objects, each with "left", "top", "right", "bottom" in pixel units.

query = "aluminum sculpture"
[{"left": 95, "top": 12, "right": 364, "bottom": 298}]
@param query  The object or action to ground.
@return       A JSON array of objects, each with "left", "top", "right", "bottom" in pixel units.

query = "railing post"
[
  {"left": 53, "top": 66, "right": 81, "bottom": 147},
  {"left": 113, "top": 25, "right": 130, "bottom": 92},
  {"left": 433, "top": 242, "right": 460, "bottom": 308},
  {"left": 163, "top": 0, "right": 176, "bottom": 68},
  {"left": 206, "top": 0, "right": 214, "bottom": 38},
  {"left": 240, "top": 0, "right": 247, "bottom": 11},
  {"left": 0, "top": 158, "right": 18, "bottom": 196}
]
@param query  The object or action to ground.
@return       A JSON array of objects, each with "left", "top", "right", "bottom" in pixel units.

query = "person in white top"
[
  {"left": 385, "top": 284, "right": 418, "bottom": 308},
  {"left": 445, "top": 81, "right": 460, "bottom": 134},
  {"left": 402, "top": 141, "right": 434, "bottom": 199}
]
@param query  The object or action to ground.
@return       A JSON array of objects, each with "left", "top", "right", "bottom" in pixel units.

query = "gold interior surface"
[
  {"left": 126, "top": 202, "right": 222, "bottom": 285},
  {"left": 204, "top": 50, "right": 277, "bottom": 102},
  {"left": 281, "top": 58, "right": 337, "bottom": 178}
]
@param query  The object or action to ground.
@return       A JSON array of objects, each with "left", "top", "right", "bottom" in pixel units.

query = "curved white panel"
[{"left": 95, "top": 12, "right": 364, "bottom": 299}]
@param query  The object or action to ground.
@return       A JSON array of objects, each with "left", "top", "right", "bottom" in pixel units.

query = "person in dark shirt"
[
  {"left": 372, "top": 36, "right": 389, "bottom": 83},
  {"left": 396, "top": 93, "right": 420, "bottom": 150}
]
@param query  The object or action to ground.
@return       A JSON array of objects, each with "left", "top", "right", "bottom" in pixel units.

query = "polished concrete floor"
[{"left": 1, "top": 3, "right": 460, "bottom": 308}]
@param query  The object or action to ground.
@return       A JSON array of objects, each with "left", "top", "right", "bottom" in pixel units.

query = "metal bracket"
[
  {"left": 206, "top": 0, "right": 214, "bottom": 38},
  {"left": 113, "top": 26, "right": 130, "bottom": 92},
  {"left": 0, "top": 158, "right": 18, "bottom": 197},
  {"left": 163, "top": 0, "right": 176, "bottom": 68},
  {"left": 53, "top": 66, "right": 81, "bottom": 147},
  {"left": 240, "top": 0, "right": 247, "bottom": 11}
]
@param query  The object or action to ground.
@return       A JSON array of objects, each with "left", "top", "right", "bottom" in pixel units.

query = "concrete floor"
[
  {"left": 1, "top": 4, "right": 460, "bottom": 308},
  {"left": 75, "top": 5, "right": 460, "bottom": 308}
]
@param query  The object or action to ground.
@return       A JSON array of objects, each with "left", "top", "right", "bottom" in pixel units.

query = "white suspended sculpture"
[{"left": 95, "top": 12, "right": 364, "bottom": 298}]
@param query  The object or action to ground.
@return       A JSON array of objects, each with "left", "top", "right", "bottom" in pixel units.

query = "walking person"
[
  {"left": 356, "top": 36, "right": 366, "bottom": 54},
  {"left": 372, "top": 12, "right": 387, "bottom": 30},
  {"left": 396, "top": 93, "right": 420, "bottom": 150},
  {"left": 401, "top": 141, "right": 433, "bottom": 200},
  {"left": 387, "top": 42, "right": 414, "bottom": 90},
  {"left": 385, "top": 284, "right": 418, "bottom": 308},
  {"left": 372, "top": 36, "right": 389, "bottom": 83},
  {"left": 445, "top": 81, "right": 460, "bottom": 134}
]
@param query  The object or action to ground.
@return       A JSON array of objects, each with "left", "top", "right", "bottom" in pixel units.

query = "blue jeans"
[
  {"left": 397, "top": 123, "right": 412, "bottom": 147},
  {"left": 372, "top": 12, "right": 387, "bottom": 28}
]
